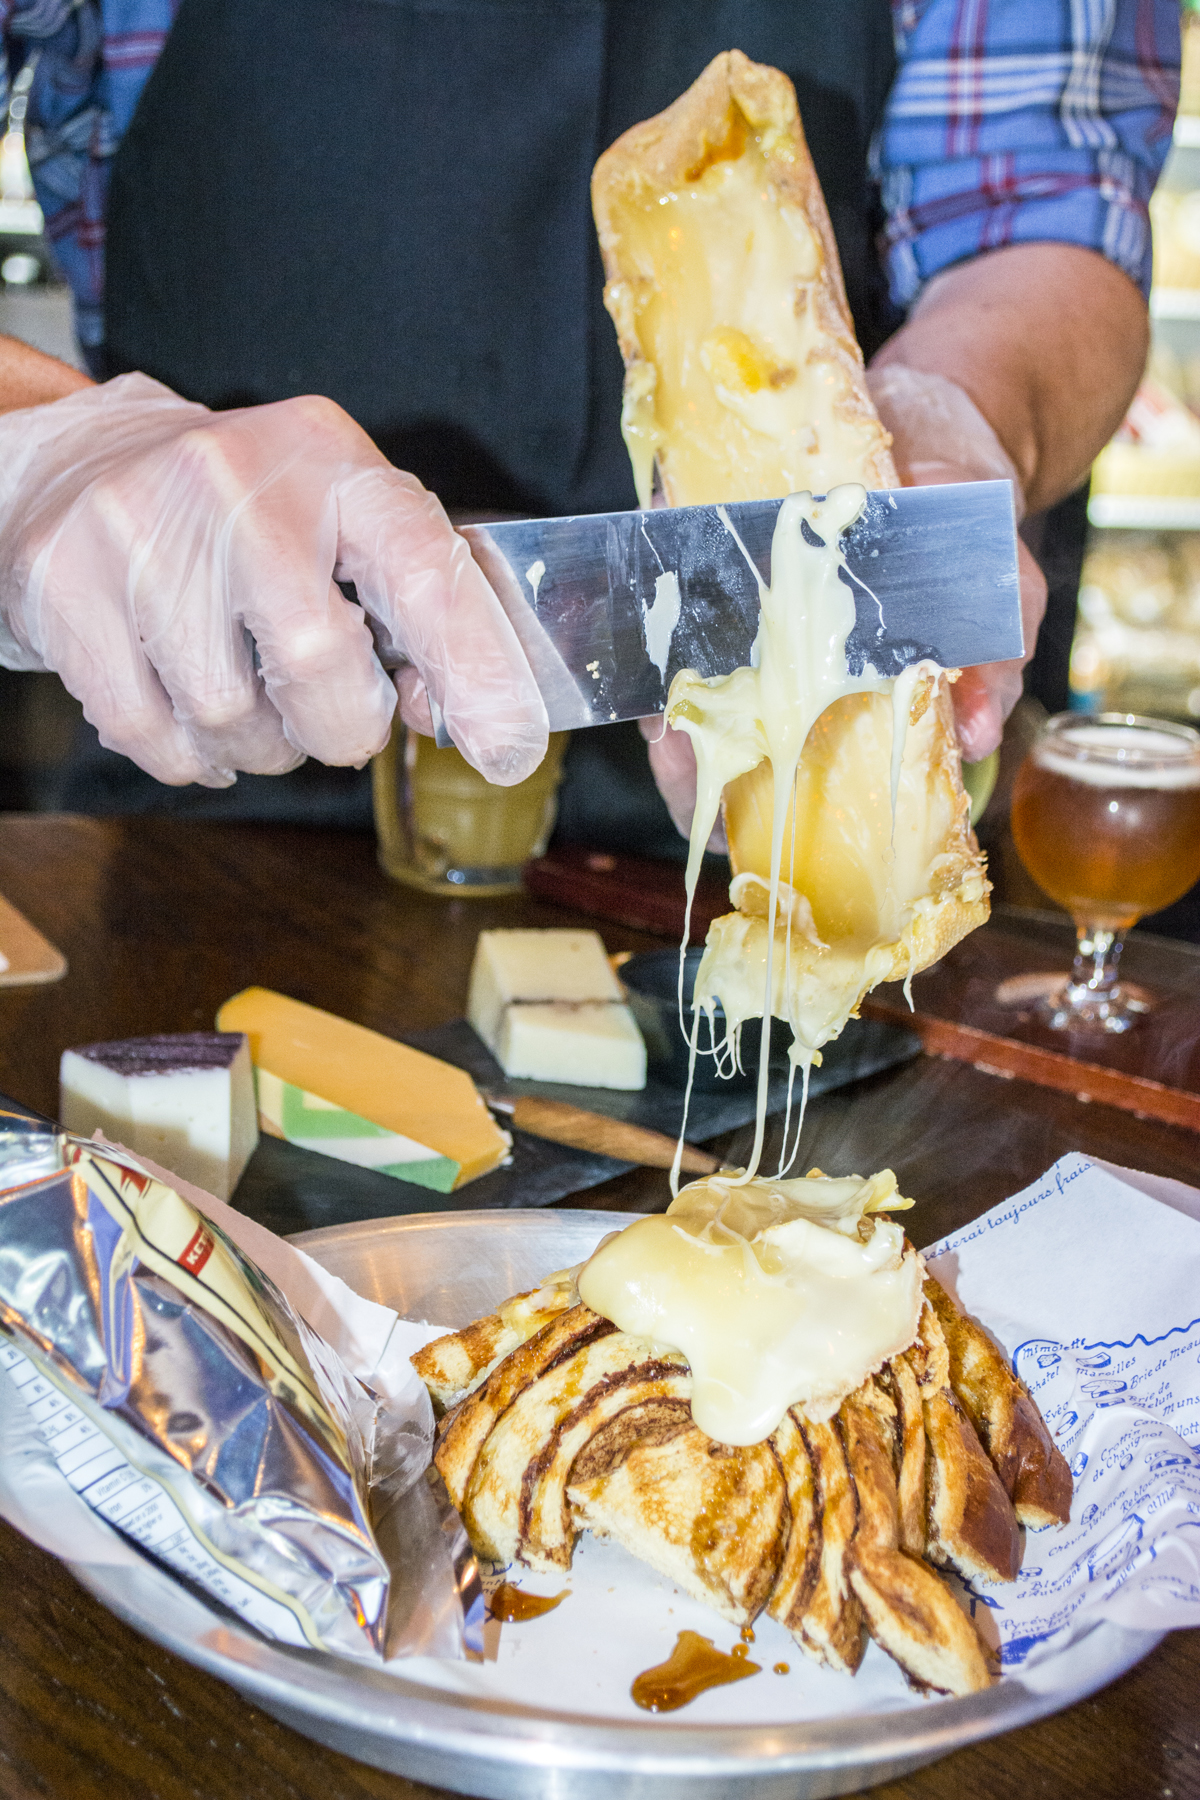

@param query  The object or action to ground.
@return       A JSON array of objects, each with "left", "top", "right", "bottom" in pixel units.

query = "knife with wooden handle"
[{"left": 482, "top": 1090, "right": 719, "bottom": 1176}]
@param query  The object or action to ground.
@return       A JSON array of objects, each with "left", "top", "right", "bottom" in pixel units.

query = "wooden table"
[{"left": 1, "top": 813, "right": 1197, "bottom": 1800}]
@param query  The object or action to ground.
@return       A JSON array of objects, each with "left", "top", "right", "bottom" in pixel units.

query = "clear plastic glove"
[
  {"left": 0, "top": 374, "right": 548, "bottom": 788},
  {"left": 865, "top": 364, "right": 1048, "bottom": 763}
]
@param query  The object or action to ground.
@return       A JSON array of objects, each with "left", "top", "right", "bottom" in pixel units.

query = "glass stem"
[{"left": 1070, "top": 922, "right": 1125, "bottom": 997}]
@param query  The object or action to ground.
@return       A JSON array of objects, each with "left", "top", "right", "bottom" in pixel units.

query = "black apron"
[{"left": 64, "top": 0, "right": 897, "bottom": 833}]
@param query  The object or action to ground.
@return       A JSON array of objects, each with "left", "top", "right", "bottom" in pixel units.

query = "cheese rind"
[
  {"left": 497, "top": 1001, "right": 647, "bottom": 1090},
  {"left": 467, "top": 929, "right": 646, "bottom": 1090},
  {"left": 215, "top": 988, "right": 510, "bottom": 1189},
  {"left": 59, "top": 1032, "right": 258, "bottom": 1202}
]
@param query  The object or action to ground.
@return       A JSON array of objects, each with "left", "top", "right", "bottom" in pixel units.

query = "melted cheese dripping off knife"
[{"left": 665, "top": 485, "right": 941, "bottom": 1185}]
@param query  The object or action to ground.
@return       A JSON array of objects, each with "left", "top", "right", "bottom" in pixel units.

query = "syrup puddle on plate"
[
  {"left": 631, "top": 1629, "right": 761, "bottom": 1713},
  {"left": 489, "top": 1582, "right": 568, "bottom": 1624}
]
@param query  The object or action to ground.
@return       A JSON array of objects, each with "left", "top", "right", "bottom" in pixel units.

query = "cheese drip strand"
[
  {"left": 667, "top": 484, "right": 956, "bottom": 1182},
  {"left": 577, "top": 1168, "right": 923, "bottom": 1445}
]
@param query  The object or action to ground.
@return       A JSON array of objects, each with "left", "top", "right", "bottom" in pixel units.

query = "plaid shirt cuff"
[{"left": 881, "top": 145, "right": 1160, "bottom": 305}]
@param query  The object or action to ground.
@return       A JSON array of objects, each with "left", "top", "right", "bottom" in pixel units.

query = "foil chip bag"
[{"left": 0, "top": 1111, "right": 447, "bottom": 1660}]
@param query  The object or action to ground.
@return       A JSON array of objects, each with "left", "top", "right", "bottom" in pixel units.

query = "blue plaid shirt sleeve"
[
  {"left": 878, "top": 0, "right": 1182, "bottom": 307},
  {"left": 1, "top": 1, "right": 176, "bottom": 363},
  {"left": 0, "top": 0, "right": 1184, "bottom": 362}
]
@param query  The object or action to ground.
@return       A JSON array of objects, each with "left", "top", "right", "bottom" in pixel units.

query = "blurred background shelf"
[
  {"left": 1087, "top": 496, "right": 1200, "bottom": 530},
  {"left": 1149, "top": 287, "right": 1200, "bottom": 320},
  {"left": 1067, "top": 12, "right": 1200, "bottom": 736}
]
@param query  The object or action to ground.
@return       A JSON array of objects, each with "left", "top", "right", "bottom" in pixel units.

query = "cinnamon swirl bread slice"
[
  {"left": 568, "top": 1425, "right": 789, "bottom": 1627},
  {"left": 923, "top": 1275, "right": 1073, "bottom": 1528},
  {"left": 841, "top": 1380, "right": 993, "bottom": 1695}
]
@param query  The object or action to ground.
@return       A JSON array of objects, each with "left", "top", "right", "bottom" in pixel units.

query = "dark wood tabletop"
[{"left": 1, "top": 811, "right": 1197, "bottom": 1800}]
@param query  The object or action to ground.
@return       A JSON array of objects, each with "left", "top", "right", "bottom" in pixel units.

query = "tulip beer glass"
[{"left": 1011, "top": 712, "right": 1200, "bottom": 1032}]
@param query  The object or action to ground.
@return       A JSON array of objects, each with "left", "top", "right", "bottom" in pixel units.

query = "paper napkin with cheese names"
[{"left": 923, "top": 1153, "right": 1200, "bottom": 1668}]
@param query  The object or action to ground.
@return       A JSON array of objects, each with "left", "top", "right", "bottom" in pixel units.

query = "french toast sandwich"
[{"left": 412, "top": 1269, "right": 1071, "bottom": 1697}]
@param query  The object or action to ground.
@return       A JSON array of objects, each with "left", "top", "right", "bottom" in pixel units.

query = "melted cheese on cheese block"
[
  {"left": 668, "top": 487, "right": 988, "bottom": 1160},
  {"left": 577, "top": 1168, "right": 923, "bottom": 1444}
]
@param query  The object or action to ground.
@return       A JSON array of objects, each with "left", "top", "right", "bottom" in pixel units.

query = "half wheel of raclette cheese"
[
  {"left": 592, "top": 51, "right": 989, "bottom": 1051},
  {"left": 592, "top": 49, "right": 897, "bottom": 507}
]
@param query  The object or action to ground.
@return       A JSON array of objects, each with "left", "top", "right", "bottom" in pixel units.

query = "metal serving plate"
[{"left": 72, "top": 1211, "right": 1161, "bottom": 1800}]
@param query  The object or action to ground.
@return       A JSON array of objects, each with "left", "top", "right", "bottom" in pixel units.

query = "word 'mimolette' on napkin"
[{"left": 924, "top": 1154, "right": 1200, "bottom": 1667}]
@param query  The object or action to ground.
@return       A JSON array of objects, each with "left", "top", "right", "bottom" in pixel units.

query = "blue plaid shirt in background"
[{"left": 0, "top": 0, "right": 1183, "bottom": 370}]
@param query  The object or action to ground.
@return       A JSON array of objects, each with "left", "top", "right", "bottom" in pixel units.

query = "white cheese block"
[
  {"left": 59, "top": 1032, "right": 258, "bottom": 1202},
  {"left": 468, "top": 928, "right": 624, "bottom": 1045},
  {"left": 468, "top": 928, "right": 646, "bottom": 1090},
  {"left": 497, "top": 1001, "right": 647, "bottom": 1090}
]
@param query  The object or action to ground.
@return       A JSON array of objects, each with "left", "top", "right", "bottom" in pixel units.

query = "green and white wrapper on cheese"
[{"left": 254, "top": 1068, "right": 462, "bottom": 1192}]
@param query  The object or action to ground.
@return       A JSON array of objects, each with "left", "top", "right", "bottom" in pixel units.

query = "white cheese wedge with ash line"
[
  {"left": 468, "top": 928, "right": 647, "bottom": 1089},
  {"left": 59, "top": 1032, "right": 258, "bottom": 1201}
]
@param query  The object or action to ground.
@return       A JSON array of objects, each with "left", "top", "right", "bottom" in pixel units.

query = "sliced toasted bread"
[
  {"left": 524, "top": 1371, "right": 691, "bottom": 1570},
  {"left": 766, "top": 1410, "right": 820, "bottom": 1640},
  {"left": 880, "top": 1353, "right": 927, "bottom": 1556},
  {"left": 411, "top": 1283, "right": 575, "bottom": 1412},
  {"left": 461, "top": 1331, "right": 666, "bottom": 1567},
  {"left": 782, "top": 1416, "right": 865, "bottom": 1673},
  {"left": 434, "top": 1305, "right": 613, "bottom": 1510},
  {"left": 906, "top": 1305, "right": 1020, "bottom": 1585},
  {"left": 924, "top": 1275, "right": 1073, "bottom": 1528},
  {"left": 841, "top": 1382, "right": 992, "bottom": 1696}
]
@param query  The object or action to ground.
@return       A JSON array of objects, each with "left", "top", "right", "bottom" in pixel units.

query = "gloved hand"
[
  {"left": 865, "top": 364, "right": 1048, "bottom": 763},
  {"left": 0, "top": 373, "right": 548, "bottom": 788}
]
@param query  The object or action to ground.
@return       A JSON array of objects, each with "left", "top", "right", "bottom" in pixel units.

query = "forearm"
[
  {"left": 870, "top": 244, "right": 1149, "bottom": 515},
  {"left": 0, "top": 334, "right": 92, "bottom": 415}
]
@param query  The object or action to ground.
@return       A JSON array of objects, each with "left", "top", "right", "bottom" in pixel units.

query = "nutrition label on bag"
[{"left": 1, "top": 1342, "right": 309, "bottom": 1646}]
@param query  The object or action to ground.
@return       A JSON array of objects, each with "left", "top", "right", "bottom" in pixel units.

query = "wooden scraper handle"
[{"left": 493, "top": 1093, "right": 719, "bottom": 1176}]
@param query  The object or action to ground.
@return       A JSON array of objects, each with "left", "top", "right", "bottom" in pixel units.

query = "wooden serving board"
[
  {"left": 0, "top": 892, "right": 66, "bottom": 987},
  {"left": 862, "top": 909, "right": 1200, "bottom": 1136}
]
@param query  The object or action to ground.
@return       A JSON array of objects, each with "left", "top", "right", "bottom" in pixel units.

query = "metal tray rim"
[{"left": 66, "top": 1560, "right": 1162, "bottom": 1779}]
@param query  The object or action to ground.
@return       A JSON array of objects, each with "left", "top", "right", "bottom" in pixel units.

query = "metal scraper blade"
[{"left": 449, "top": 481, "right": 1021, "bottom": 737}]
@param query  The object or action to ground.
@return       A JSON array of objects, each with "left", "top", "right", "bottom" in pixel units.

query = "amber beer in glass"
[
  {"left": 1011, "top": 713, "right": 1200, "bottom": 1031},
  {"left": 372, "top": 728, "right": 569, "bottom": 897}
]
